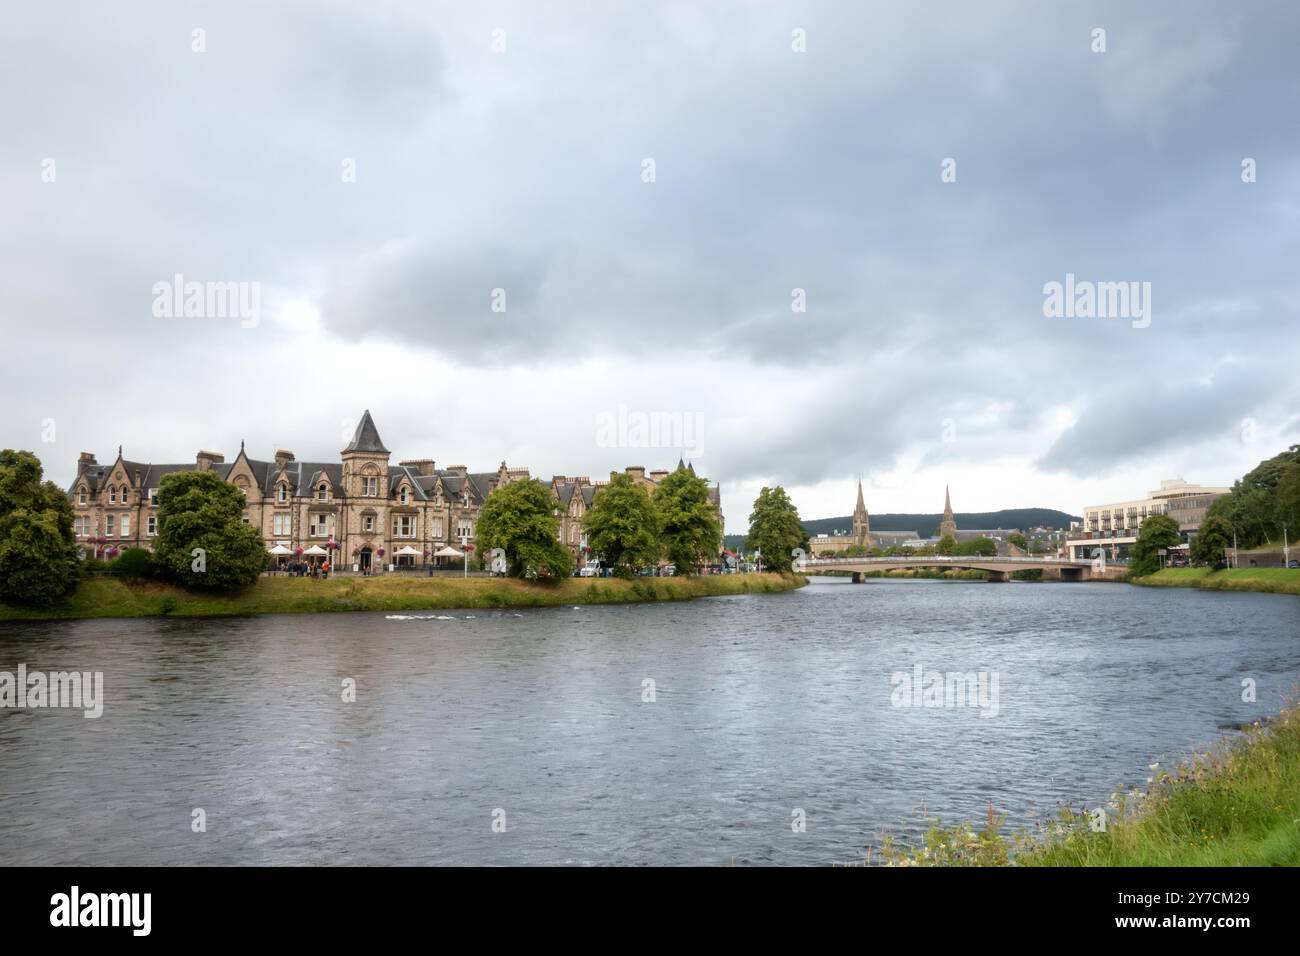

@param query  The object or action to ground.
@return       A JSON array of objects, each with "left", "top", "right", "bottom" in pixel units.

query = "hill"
[{"left": 723, "top": 508, "right": 1079, "bottom": 550}]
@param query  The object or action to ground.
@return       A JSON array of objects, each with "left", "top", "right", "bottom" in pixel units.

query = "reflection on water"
[{"left": 1, "top": 578, "right": 1297, "bottom": 865}]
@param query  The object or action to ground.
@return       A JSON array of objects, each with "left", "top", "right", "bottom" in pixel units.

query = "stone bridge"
[{"left": 802, "top": 555, "right": 1125, "bottom": 583}]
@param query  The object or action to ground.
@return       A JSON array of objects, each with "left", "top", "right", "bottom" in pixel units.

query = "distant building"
[
  {"left": 1064, "top": 478, "right": 1229, "bottom": 562},
  {"left": 938, "top": 485, "right": 957, "bottom": 539},
  {"left": 808, "top": 481, "right": 874, "bottom": 555}
]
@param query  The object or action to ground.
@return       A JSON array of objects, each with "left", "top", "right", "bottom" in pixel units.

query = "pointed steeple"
[
  {"left": 851, "top": 478, "right": 871, "bottom": 547},
  {"left": 343, "top": 409, "right": 390, "bottom": 454},
  {"left": 939, "top": 484, "right": 957, "bottom": 539}
]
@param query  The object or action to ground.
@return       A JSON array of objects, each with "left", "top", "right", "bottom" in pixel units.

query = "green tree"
[
  {"left": 936, "top": 534, "right": 957, "bottom": 556},
  {"left": 1190, "top": 513, "right": 1233, "bottom": 567},
  {"left": 476, "top": 478, "right": 572, "bottom": 578},
  {"left": 1129, "top": 514, "right": 1181, "bottom": 577},
  {"left": 954, "top": 536, "right": 997, "bottom": 557},
  {"left": 0, "top": 450, "right": 80, "bottom": 606},
  {"left": 1008, "top": 533, "right": 1027, "bottom": 551},
  {"left": 1274, "top": 460, "right": 1300, "bottom": 543},
  {"left": 652, "top": 466, "right": 722, "bottom": 574},
  {"left": 745, "top": 486, "right": 804, "bottom": 572},
  {"left": 1206, "top": 445, "right": 1300, "bottom": 548},
  {"left": 154, "top": 470, "right": 266, "bottom": 589},
  {"left": 583, "top": 472, "right": 660, "bottom": 576}
]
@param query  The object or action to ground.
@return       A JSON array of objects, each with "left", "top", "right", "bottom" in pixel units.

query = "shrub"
[{"left": 107, "top": 547, "right": 156, "bottom": 579}]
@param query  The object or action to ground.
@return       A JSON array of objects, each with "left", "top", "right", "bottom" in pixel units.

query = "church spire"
[
  {"left": 851, "top": 478, "right": 871, "bottom": 548},
  {"left": 939, "top": 484, "right": 957, "bottom": 539}
]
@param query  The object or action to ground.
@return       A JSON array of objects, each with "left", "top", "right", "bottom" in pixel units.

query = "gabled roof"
[{"left": 343, "top": 410, "right": 390, "bottom": 454}]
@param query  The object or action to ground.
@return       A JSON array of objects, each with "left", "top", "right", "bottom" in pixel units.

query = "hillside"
[{"left": 724, "top": 508, "right": 1079, "bottom": 550}]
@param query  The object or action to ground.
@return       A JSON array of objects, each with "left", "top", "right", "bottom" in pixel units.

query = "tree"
[
  {"left": 652, "top": 466, "right": 722, "bottom": 574},
  {"left": 583, "top": 472, "right": 660, "bottom": 576},
  {"left": 1008, "top": 533, "right": 1027, "bottom": 552},
  {"left": 476, "top": 478, "right": 572, "bottom": 579},
  {"left": 1190, "top": 514, "right": 1233, "bottom": 567},
  {"left": 154, "top": 470, "right": 266, "bottom": 589},
  {"left": 746, "top": 486, "right": 804, "bottom": 572},
  {"left": 954, "top": 536, "right": 997, "bottom": 557},
  {"left": 1129, "top": 514, "right": 1181, "bottom": 577},
  {"left": 1274, "top": 460, "right": 1300, "bottom": 543},
  {"left": 936, "top": 534, "right": 957, "bottom": 556},
  {"left": 1206, "top": 444, "right": 1300, "bottom": 548},
  {"left": 0, "top": 450, "right": 80, "bottom": 606}
]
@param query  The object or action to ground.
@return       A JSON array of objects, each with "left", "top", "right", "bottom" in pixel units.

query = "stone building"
[
  {"left": 66, "top": 411, "right": 722, "bottom": 572},
  {"left": 938, "top": 485, "right": 957, "bottom": 539},
  {"left": 808, "top": 481, "right": 874, "bottom": 555}
]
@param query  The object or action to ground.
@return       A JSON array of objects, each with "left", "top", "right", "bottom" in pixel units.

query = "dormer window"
[
  {"left": 77, "top": 487, "right": 87, "bottom": 505},
  {"left": 277, "top": 484, "right": 288, "bottom": 504},
  {"left": 317, "top": 483, "right": 329, "bottom": 501},
  {"left": 108, "top": 486, "right": 117, "bottom": 504},
  {"left": 399, "top": 486, "right": 410, "bottom": 505},
  {"left": 149, "top": 488, "right": 158, "bottom": 506}
]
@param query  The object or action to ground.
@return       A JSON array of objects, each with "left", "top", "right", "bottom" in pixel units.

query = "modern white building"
[{"left": 1064, "top": 479, "right": 1230, "bottom": 562}]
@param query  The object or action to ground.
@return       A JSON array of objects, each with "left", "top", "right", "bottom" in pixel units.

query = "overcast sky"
[{"left": 2, "top": 1, "right": 1298, "bottom": 531}]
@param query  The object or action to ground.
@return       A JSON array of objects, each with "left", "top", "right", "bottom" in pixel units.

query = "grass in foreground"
[
  {"left": 0, "top": 572, "right": 806, "bottom": 621},
  {"left": 876, "top": 704, "right": 1300, "bottom": 866},
  {"left": 1134, "top": 567, "right": 1300, "bottom": 597}
]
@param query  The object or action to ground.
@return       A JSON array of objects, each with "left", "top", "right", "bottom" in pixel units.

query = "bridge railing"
[{"left": 803, "top": 555, "right": 1093, "bottom": 566}]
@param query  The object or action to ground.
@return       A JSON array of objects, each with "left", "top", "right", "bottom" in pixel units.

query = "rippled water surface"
[{"left": 2, "top": 578, "right": 1298, "bottom": 865}]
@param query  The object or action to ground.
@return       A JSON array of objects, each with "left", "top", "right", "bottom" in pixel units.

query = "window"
[
  {"left": 77, "top": 487, "right": 87, "bottom": 505},
  {"left": 147, "top": 515, "right": 157, "bottom": 536},
  {"left": 241, "top": 512, "right": 250, "bottom": 525},
  {"left": 273, "top": 513, "right": 291, "bottom": 536},
  {"left": 399, "top": 486, "right": 410, "bottom": 505},
  {"left": 108, "top": 486, "right": 117, "bottom": 504},
  {"left": 317, "top": 483, "right": 329, "bottom": 501},
  {"left": 105, "top": 515, "right": 114, "bottom": 536},
  {"left": 431, "top": 518, "right": 443, "bottom": 539},
  {"left": 394, "top": 515, "right": 415, "bottom": 538},
  {"left": 457, "top": 521, "right": 473, "bottom": 541},
  {"left": 309, "top": 513, "right": 333, "bottom": 538},
  {"left": 75, "top": 516, "right": 90, "bottom": 536},
  {"left": 276, "top": 484, "right": 288, "bottom": 504},
  {"left": 149, "top": 488, "right": 158, "bottom": 506},
  {"left": 363, "top": 515, "right": 375, "bottom": 532},
  {"left": 121, "top": 515, "right": 130, "bottom": 537},
  {"left": 362, "top": 476, "right": 378, "bottom": 497}
]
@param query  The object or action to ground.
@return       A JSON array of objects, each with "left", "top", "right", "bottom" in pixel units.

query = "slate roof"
[{"left": 343, "top": 410, "right": 390, "bottom": 454}]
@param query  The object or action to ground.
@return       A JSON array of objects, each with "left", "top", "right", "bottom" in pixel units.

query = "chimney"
[
  {"left": 553, "top": 475, "right": 567, "bottom": 484},
  {"left": 400, "top": 459, "right": 436, "bottom": 476},
  {"left": 626, "top": 466, "right": 646, "bottom": 481},
  {"left": 78, "top": 452, "right": 98, "bottom": 473},
  {"left": 446, "top": 464, "right": 469, "bottom": 477},
  {"left": 650, "top": 470, "right": 668, "bottom": 482},
  {"left": 275, "top": 449, "right": 295, "bottom": 470},
  {"left": 196, "top": 450, "right": 225, "bottom": 471}
]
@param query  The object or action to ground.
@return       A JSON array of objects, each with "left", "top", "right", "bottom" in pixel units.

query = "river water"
[{"left": 1, "top": 577, "right": 1297, "bottom": 865}]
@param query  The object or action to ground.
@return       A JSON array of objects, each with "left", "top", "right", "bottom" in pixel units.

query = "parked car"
[
  {"left": 579, "top": 560, "right": 601, "bottom": 578},
  {"left": 1289, "top": 560, "right": 1299, "bottom": 569}
]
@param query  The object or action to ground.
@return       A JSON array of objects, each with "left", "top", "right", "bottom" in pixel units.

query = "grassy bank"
[
  {"left": 877, "top": 704, "right": 1300, "bottom": 867},
  {"left": 0, "top": 572, "right": 806, "bottom": 621},
  {"left": 1134, "top": 567, "right": 1300, "bottom": 597}
]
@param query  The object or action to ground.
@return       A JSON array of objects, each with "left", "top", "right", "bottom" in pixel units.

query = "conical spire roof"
[
  {"left": 343, "top": 409, "right": 390, "bottom": 454},
  {"left": 944, "top": 484, "right": 953, "bottom": 519},
  {"left": 854, "top": 479, "right": 867, "bottom": 516}
]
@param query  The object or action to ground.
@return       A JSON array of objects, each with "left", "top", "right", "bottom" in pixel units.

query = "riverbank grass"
[
  {"left": 1135, "top": 567, "right": 1300, "bottom": 597},
  {"left": 879, "top": 704, "right": 1300, "bottom": 867},
  {"left": 0, "top": 572, "right": 806, "bottom": 621}
]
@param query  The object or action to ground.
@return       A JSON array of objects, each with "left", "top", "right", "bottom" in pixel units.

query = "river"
[{"left": 1, "top": 577, "right": 1297, "bottom": 865}]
